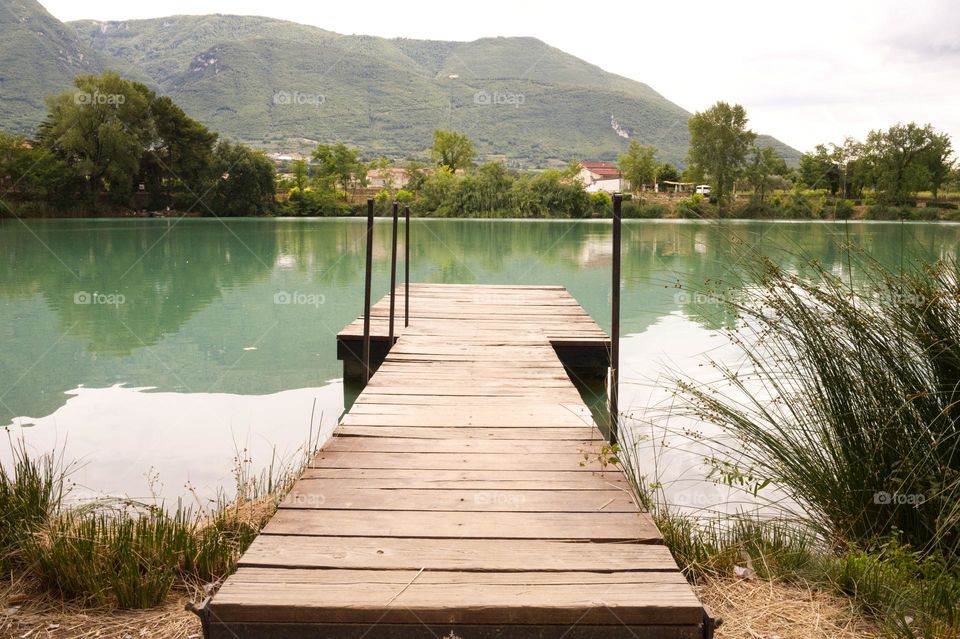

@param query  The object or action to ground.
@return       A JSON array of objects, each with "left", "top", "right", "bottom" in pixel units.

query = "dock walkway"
[{"left": 206, "top": 284, "right": 705, "bottom": 638}]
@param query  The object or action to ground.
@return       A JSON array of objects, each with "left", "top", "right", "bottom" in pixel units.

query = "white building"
[{"left": 576, "top": 162, "right": 623, "bottom": 194}]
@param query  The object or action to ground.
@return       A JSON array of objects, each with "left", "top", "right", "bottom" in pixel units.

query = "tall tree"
[
  {"left": 657, "top": 162, "right": 680, "bottom": 183},
  {"left": 312, "top": 143, "right": 365, "bottom": 194},
  {"left": 209, "top": 141, "right": 276, "bottom": 216},
  {"left": 864, "top": 123, "right": 934, "bottom": 204},
  {"left": 686, "top": 101, "right": 756, "bottom": 205},
  {"left": 431, "top": 130, "right": 475, "bottom": 173},
  {"left": 40, "top": 72, "right": 156, "bottom": 206},
  {"left": 618, "top": 141, "right": 658, "bottom": 192},
  {"left": 924, "top": 132, "right": 954, "bottom": 199},
  {"left": 144, "top": 95, "right": 217, "bottom": 208},
  {"left": 745, "top": 145, "right": 788, "bottom": 203},
  {"left": 799, "top": 144, "right": 841, "bottom": 195}
]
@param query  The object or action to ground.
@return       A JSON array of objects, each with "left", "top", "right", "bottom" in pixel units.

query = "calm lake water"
[{"left": 2, "top": 218, "right": 958, "bottom": 510}]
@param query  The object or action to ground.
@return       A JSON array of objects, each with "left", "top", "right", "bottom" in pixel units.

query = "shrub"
[
  {"left": 621, "top": 201, "right": 668, "bottom": 218},
  {"left": 676, "top": 195, "right": 705, "bottom": 218},
  {"left": 589, "top": 191, "right": 612, "bottom": 217}
]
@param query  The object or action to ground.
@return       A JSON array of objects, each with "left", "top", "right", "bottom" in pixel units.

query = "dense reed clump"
[
  {"left": 0, "top": 441, "right": 67, "bottom": 569},
  {"left": 0, "top": 435, "right": 319, "bottom": 609},
  {"left": 675, "top": 251, "right": 960, "bottom": 558},
  {"left": 632, "top": 246, "right": 960, "bottom": 637}
]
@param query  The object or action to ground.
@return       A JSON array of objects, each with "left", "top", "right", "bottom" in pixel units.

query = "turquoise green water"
[{"left": 1, "top": 218, "right": 957, "bottom": 504}]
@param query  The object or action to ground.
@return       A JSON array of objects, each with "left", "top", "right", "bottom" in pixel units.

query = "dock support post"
[
  {"left": 404, "top": 205, "right": 410, "bottom": 328},
  {"left": 389, "top": 201, "right": 399, "bottom": 345},
  {"left": 610, "top": 193, "right": 622, "bottom": 444},
  {"left": 362, "top": 198, "right": 374, "bottom": 384}
]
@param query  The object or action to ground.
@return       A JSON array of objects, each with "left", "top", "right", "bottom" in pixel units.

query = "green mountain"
[
  {"left": 0, "top": 0, "right": 152, "bottom": 131},
  {"left": 0, "top": 2, "right": 799, "bottom": 167}
]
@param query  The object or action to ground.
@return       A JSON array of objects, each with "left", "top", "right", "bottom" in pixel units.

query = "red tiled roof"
[
  {"left": 580, "top": 161, "right": 621, "bottom": 178},
  {"left": 581, "top": 162, "right": 619, "bottom": 170}
]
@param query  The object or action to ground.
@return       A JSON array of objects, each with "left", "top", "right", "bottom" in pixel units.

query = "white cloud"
[{"left": 41, "top": 0, "right": 960, "bottom": 152}]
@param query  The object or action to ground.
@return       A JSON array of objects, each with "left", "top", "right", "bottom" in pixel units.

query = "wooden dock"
[{"left": 205, "top": 284, "right": 706, "bottom": 638}]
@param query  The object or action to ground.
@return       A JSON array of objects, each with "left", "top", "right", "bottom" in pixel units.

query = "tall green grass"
[
  {"left": 673, "top": 252, "right": 960, "bottom": 558},
  {"left": 622, "top": 246, "right": 960, "bottom": 637},
  {"left": 1, "top": 427, "right": 322, "bottom": 609}
]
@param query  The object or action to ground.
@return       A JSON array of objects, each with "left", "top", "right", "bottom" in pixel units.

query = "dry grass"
[
  {"left": 1, "top": 584, "right": 201, "bottom": 638},
  {"left": 699, "top": 576, "right": 880, "bottom": 639},
  {"left": 4, "top": 573, "right": 882, "bottom": 639}
]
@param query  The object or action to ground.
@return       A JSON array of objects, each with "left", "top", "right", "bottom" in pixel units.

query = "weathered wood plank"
[
  {"left": 209, "top": 569, "right": 702, "bottom": 625},
  {"left": 280, "top": 487, "right": 638, "bottom": 512},
  {"left": 239, "top": 536, "right": 678, "bottom": 572},
  {"left": 262, "top": 509, "right": 661, "bottom": 541}
]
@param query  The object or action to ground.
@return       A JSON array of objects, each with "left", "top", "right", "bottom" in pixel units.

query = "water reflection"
[{"left": 1, "top": 218, "right": 957, "bottom": 501}]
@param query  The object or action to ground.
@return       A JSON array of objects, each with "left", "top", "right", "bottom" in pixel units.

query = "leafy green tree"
[
  {"left": 208, "top": 141, "right": 276, "bottom": 216},
  {"left": 511, "top": 169, "right": 590, "bottom": 218},
  {"left": 657, "top": 163, "right": 680, "bottom": 183},
  {"left": 864, "top": 123, "right": 935, "bottom": 203},
  {"left": 745, "top": 145, "right": 788, "bottom": 203},
  {"left": 404, "top": 161, "right": 428, "bottom": 192},
  {"left": 431, "top": 130, "right": 475, "bottom": 173},
  {"left": 142, "top": 95, "right": 217, "bottom": 209},
  {"left": 0, "top": 133, "right": 83, "bottom": 210},
  {"left": 618, "top": 141, "right": 658, "bottom": 192},
  {"left": 312, "top": 143, "right": 365, "bottom": 195},
  {"left": 40, "top": 72, "right": 156, "bottom": 206},
  {"left": 686, "top": 101, "right": 756, "bottom": 204},
  {"left": 924, "top": 132, "right": 954, "bottom": 199},
  {"left": 798, "top": 144, "right": 841, "bottom": 194},
  {"left": 291, "top": 159, "right": 309, "bottom": 191}
]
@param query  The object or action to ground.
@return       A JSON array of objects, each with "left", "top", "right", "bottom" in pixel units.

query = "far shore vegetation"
[{"left": 1, "top": 73, "right": 957, "bottom": 222}]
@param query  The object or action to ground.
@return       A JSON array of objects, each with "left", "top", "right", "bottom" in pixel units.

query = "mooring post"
[
  {"left": 362, "top": 198, "right": 374, "bottom": 384},
  {"left": 610, "top": 193, "right": 622, "bottom": 444},
  {"left": 388, "top": 201, "right": 399, "bottom": 345},
  {"left": 404, "top": 205, "right": 411, "bottom": 328}
]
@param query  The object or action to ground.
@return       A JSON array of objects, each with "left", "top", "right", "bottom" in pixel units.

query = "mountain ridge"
[{"left": 0, "top": 2, "right": 800, "bottom": 167}]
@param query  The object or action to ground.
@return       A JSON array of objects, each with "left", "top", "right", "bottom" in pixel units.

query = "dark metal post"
[
  {"left": 610, "top": 193, "right": 622, "bottom": 444},
  {"left": 362, "top": 199, "right": 374, "bottom": 384},
  {"left": 388, "top": 201, "right": 399, "bottom": 344},
  {"left": 404, "top": 205, "right": 410, "bottom": 328}
]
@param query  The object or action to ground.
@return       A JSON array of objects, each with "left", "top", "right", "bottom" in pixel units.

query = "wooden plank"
[
  {"left": 335, "top": 426, "right": 601, "bottom": 440},
  {"left": 309, "top": 451, "right": 609, "bottom": 471},
  {"left": 280, "top": 487, "right": 638, "bottom": 512},
  {"left": 299, "top": 468, "right": 631, "bottom": 488},
  {"left": 209, "top": 622, "right": 702, "bottom": 639},
  {"left": 262, "top": 509, "right": 661, "bottom": 541},
  {"left": 321, "top": 437, "right": 600, "bottom": 455},
  {"left": 209, "top": 569, "right": 702, "bottom": 625},
  {"left": 239, "top": 536, "right": 679, "bottom": 572}
]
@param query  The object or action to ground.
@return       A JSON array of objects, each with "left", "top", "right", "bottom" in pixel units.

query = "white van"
[{"left": 695, "top": 184, "right": 711, "bottom": 196}]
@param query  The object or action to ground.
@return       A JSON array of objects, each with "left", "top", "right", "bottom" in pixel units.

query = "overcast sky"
[{"left": 42, "top": 0, "right": 960, "bottom": 152}]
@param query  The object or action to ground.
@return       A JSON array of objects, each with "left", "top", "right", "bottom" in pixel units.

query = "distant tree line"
[
  {"left": 797, "top": 124, "right": 954, "bottom": 203},
  {"left": 2, "top": 72, "right": 956, "bottom": 220},
  {"left": 1, "top": 72, "right": 275, "bottom": 215}
]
